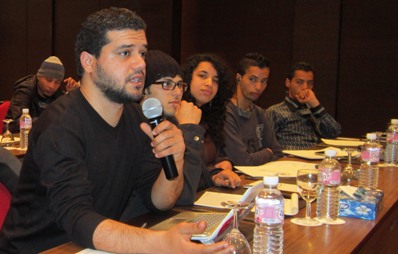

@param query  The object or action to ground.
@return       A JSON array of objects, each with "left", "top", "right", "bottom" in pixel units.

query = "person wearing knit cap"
[
  {"left": 37, "top": 56, "right": 65, "bottom": 85},
  {"left": 4, "top": 56, "right": 78, "bottom": 133},
  {"left": 140, "top": 50, "right": 241, "bottom": 206}
]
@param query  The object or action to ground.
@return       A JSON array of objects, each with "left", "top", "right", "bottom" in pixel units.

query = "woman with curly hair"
[{"left": 182, "top": 53, "right": 239, "bottom": 185}]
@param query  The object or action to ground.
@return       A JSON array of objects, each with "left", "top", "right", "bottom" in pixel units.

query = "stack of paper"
[
  {"left": 77, "top": 249, "right": 112, "bottom": 254},
  {"left": 235, "top": 161, "right": 317, "bottom": 178},
  {"left": 283, "top": 146, "right": 361, "bottom": 160},
  {"left": 194, "top": 191, "right": 299, "bottom": 216},
  {"left": 321, "top": 138, "right": 364, "bottom": 147}
]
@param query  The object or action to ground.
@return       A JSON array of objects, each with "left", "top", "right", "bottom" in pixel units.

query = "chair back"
[
  {"left": 0, "top": 182, "right": 11, "bottom": 229},
  {"left": 0, "top": 101, "right": 11, "bottom": 134}
]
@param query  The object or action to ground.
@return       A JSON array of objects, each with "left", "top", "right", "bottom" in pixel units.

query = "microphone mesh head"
[{"left": 142, "top": 98, "right": 163, "bottom": 119}]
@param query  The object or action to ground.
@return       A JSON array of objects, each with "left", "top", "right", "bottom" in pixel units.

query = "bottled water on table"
[
  {"left": 19, "top": 108, "right": 32, "bottom": 149},
  {"left": 358, "top": 133, "right": 382, "bottom": 190},
  {"left": 384, "top": 119, "right": 398, "bottom": 166},
  {"left": 316, "top": 149, "right": 344, "bottom": 224},
  {"left": 253, "top": 175, "right": 284, "bottom": 254}
]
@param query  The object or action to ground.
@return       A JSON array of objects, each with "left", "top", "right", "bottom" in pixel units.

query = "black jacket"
[{"left": 5, "top": 75, "right": 64, "bottom": 133}]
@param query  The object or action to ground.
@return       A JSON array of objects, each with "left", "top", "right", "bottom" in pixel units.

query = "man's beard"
[{"left": 93, "top": 64, "right": 143, "bottom": 104}]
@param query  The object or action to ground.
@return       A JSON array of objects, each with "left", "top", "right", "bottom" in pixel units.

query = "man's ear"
[
  {"left": 285, "top": 78, "right": 291, "bottom": 89},
  {"left": 80, "top": 51, "right": 95, "bottom": 73}
]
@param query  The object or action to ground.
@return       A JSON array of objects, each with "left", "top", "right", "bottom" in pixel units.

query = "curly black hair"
[{"left": 181, "top": 53, "right": 233, "bottom": 148}]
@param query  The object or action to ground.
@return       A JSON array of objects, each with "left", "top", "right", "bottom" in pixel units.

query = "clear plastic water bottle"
[
  {"left": 253, "top": 175, "right": 284, "bottom": 254},
  {"left": 19, "top": 108, "right": 32, "bottom": 149},
  {"left": 316, "top": 149, "right": 342, "bottom": 224},
  {"left": 358, "top": 133, "right": 382, "bottom": 190},
  {"left": 384, "top": 119, "right": 398, "bottom": 166}
]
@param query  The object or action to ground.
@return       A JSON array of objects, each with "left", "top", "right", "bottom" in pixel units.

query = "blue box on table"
[{"left": 338, "top": 186, "right": 383, "bottom": 220}]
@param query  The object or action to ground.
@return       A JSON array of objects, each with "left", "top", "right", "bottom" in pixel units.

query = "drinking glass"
[
  {"left": 291, "top": 169, "right": 322, "bottom": 226},
  {"left": 221, "top": 201, "right": 252, "bottom": 254},
  {"left": 341, "top": 148, "right": 357, "bottom": 186},
  {"left": 1, "top": 119, "right": 14, "bottom": 146},
  {"left": 375, "top": 131, "right": 384, "bottom": 144}
]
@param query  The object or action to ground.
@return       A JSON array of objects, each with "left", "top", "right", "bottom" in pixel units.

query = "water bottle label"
[
  {"left": 361, "top": 148, "right": 381, "bottom": 163},
  {"left": 387, "top": 133, "right": 398, "bottom": 142},
  {"left": 255, "top": 204, "right": 284, "bottom": 224},
  {"left": 319, "top": 169, "right": 341, "bottom": 185},
  {"left": 20, "top": 118, "right": 32, "bottom": 129}
]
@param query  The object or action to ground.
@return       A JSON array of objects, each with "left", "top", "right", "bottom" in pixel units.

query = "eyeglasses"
[{"left": 152, "top": 80, "right": 188, "bottom": 92}]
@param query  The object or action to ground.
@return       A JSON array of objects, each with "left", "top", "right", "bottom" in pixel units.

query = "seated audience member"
[
  {"left": 5, "top": 56, "right": 79, "bottom": 133},
  {"left": 142, "top": 50, "right": 241, "bottom": 205},
  {"left": 0, "top": 8, "right": 234, "bottom": 254},
  {"left": 265, "top": 62, "right": 342, "bottom": 149},
  {"left": 182, "top": 54, "right": 238, "bottom": 180},
  {"left": 222, "top": 53, "right": 283, "bottom": 166}
]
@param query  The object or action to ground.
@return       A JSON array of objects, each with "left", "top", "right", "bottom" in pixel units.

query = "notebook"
[{"left": 150, "top": 181, "right": 264, "bottom": 243}]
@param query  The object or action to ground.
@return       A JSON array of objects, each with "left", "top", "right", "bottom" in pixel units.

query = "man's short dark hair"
[
  {"left": 75, "top": 7, "right": 146, "bottom": 77},
  {"left": 287, "top": 62, "right": 315, "bottom": 80},
  {"left": 237, "top": 52, "right": 270, "bottom": 76}
]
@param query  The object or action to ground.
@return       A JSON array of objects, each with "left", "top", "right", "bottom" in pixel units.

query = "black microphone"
[{"left": 142, "top": 98, "right": 179, "bottom": 180}]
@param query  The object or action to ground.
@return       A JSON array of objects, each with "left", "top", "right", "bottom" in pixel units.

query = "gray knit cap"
[{"left": 37, "top": 56, "right": 65, "bottom": 81}]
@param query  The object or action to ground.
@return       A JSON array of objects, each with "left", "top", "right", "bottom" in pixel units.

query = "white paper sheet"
[
  {"left": 194, "top": 192, "right": 242, "bottom": 209},
  {"left": 283, "top": 149, "right": 325, "bottom": 160},
  {"left": 0, "top": 135, "right": 20, "bottom": 147},
  {"left": 339, "top": 185, "right": 358, "bottom": 199},
  {"left": 194, "top": 191, "right": 299, "bottom": 216},
  {"left": 235, "top": 161, "right": 317, "bottom": 178},
  {"left": 76, "top": 249, "right": 112, "bottom": 254},
  {"left": 278, "top": 183, "right": 299, "bottom": 193},
  {"left": 321, "top": 138, "right": 364, "bottom": 147},
  {"left": 284, "top": 193, "right": 299, "bottom": 216},
  {"left": 283, "top": 146, "right": 361, "bottom": 160}
]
